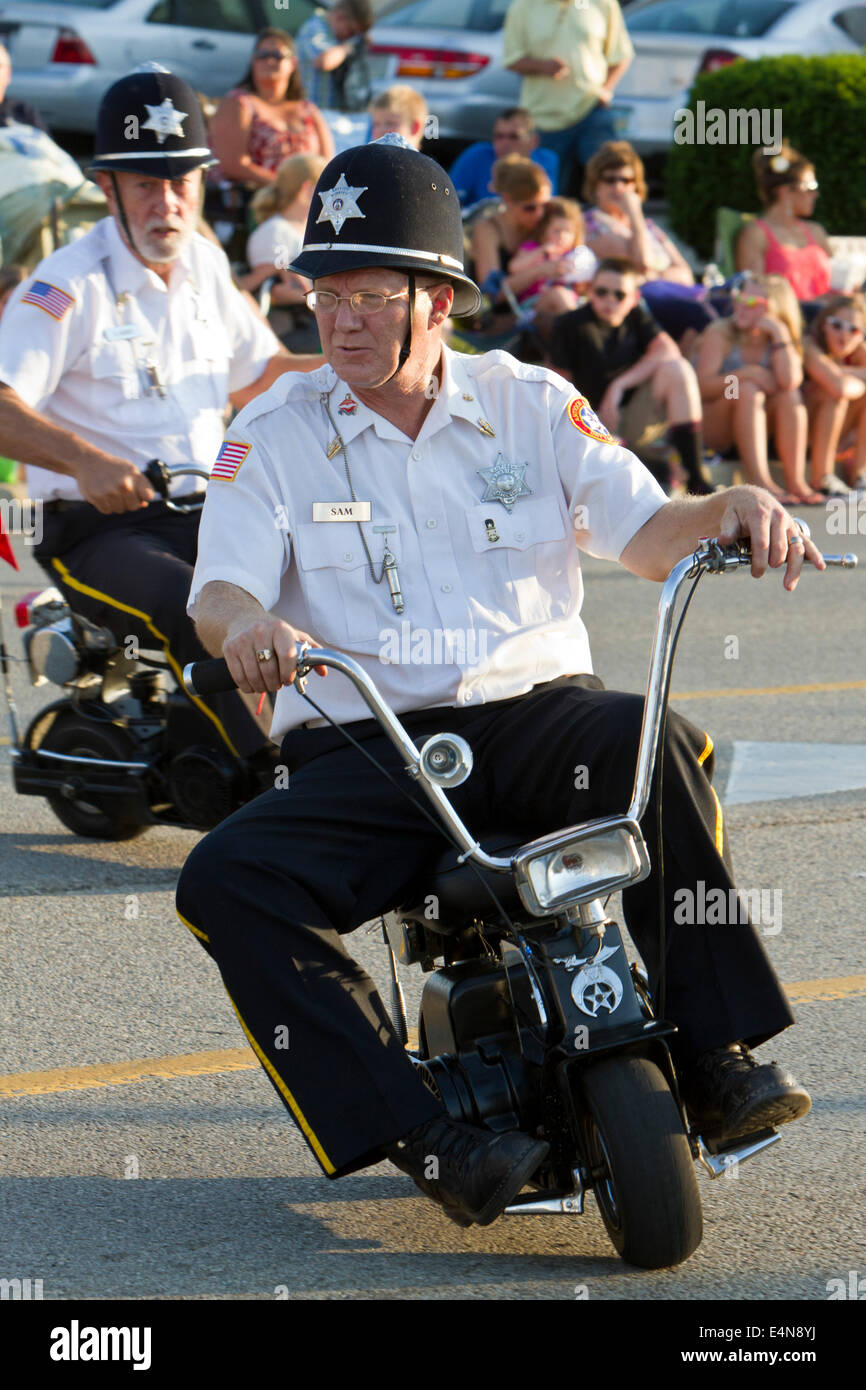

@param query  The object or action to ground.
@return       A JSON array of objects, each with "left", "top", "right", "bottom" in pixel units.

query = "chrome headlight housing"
[{"left": 512, "top": 817, "right": 650, "bottom": 917}]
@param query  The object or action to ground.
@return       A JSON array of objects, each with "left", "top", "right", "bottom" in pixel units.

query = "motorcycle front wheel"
[
  {"left": 578, "top": 1053, "right": 703, "bottom": 1270},
  {"left": 36, "top": 713, "right": 149, "bottom": 841}
]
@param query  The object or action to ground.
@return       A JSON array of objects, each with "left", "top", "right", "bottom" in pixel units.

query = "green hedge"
[{"left": 666, "top": 55, "right": 866, "bottom": 261}]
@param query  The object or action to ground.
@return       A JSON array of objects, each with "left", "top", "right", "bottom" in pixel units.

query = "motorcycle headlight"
[
  {"left": 26, "top": 623, "right": 83, "bottom": 687},
  {"left": 513, "top": 818, "right": 650, "bottom": 916}
]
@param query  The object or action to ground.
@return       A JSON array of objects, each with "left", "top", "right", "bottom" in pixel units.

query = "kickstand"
[{"left": 382, "top": 919, "right": 409, "bottom": 1046}]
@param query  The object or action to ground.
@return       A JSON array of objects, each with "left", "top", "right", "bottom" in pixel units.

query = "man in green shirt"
[{"left": 503, "top": 0, "right": 633, "bottom": 194}]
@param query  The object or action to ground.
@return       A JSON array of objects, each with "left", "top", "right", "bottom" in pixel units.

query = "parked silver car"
[
  {"left": 0, "top": 0, "right": 318, "bottom": 134},
  {"left": 368, "top": 0, "right": 866, "bottom": 153}
]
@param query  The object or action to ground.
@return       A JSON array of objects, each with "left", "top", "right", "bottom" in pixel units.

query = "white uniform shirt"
[
  {"left": 0, "top": 216, "right": 281, "bottom": 501},
  {"left": 189, "top": 345, "right": 667, "bottom": 738},
  {"left": 246, "top": 215, "right": 303, "bottom": 271}
]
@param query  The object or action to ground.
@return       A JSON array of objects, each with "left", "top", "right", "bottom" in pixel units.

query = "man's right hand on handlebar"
[
  {"left": 72, "top": 455, "right": 156, "bottom": 514},
  {"left": 223, "top": 614, "right": 328, "bottom": 694}
]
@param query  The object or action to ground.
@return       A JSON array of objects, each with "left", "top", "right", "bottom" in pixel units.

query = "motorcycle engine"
[{"left": 168, "top": 747, "right": 240, "bottom": 829}]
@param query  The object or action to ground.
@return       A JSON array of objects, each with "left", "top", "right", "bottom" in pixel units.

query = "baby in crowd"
[{"left": 507, "top": 197, "right": 597, "bottom": 313}]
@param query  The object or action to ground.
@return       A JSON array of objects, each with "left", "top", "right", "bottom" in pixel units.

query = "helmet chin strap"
[
  {"left": 109, "top": 171, "right": 147, "bottom": 263},
  {"left": 383, "top": 273, "right": 415, "bottom": 384}
]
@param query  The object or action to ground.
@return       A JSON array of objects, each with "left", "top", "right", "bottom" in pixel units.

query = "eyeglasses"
[
  {"left": 519, "top": 200, "right": 547, "bottom": 212},
  {"left": 795, "top": 180, "right": 819, "bottom": 192},
  {"left": 493, "top": 130, "right": 524, "bottom": 141},
  {"left": 732, "top": 288, "right": 768, "bottom": 307},
  {"left": 254, "top": 49, "right": 291, "bottom": 62},
  {"left": 305, "top": 289, "right": 411, "bottom": 314},
  {"left": 600, "top": 173, "right": 635, "bottom": 185},
  {"left": 592, "top": 286, "right": 628, "bottom": 302},
  {"left": 826, "top": 316, "right": 863, "bottom": 334}
]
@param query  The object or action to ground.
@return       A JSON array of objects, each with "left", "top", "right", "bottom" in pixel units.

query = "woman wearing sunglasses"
[
  {"left": 209, "top": 28, "right": 334, "bottom": 191},
  {"left": 803, "top": 295, "right": 866, "bottom": 495},
  {"left": 736, "top": 145, "right": 831, "bottom": 309},
  {"left": 581, "top": 140, "right": 712, "bottom": 350},
  {"left": 695, "top": 273, "right": 822, "bottom": 505}
]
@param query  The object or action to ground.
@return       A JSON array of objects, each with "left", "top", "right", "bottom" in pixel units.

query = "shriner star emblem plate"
[
  {"left": 142, "top": 98, "right": 187, "bottom": 145},
  {"left": 477, "top": 454, "right": 531, "bottom": 513},
  {"left": 316, "top": 173, "right": 368, "bottom": 235}
]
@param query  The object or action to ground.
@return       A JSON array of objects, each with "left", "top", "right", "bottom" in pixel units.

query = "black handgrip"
[
  {"left": 183, "top": 658, "right": 236, "bottom": 697},
  {"left": 144, "top": 458, "right": 171, "bottom": 497}
]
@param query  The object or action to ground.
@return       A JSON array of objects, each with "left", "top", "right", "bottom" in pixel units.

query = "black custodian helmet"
[
  {"left": 291, "top": 136, "right": 482, "bottom": 317},
  {"left": 90, "top": 65, "right": 215, "bottom": 180}
]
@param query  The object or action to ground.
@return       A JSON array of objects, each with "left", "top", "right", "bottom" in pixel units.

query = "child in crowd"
[
  {"left": 694, "top": 272, "right": 821, "bottom": 504},
  {"left": 238, "top": 153, "right": 327, "bottom": 347},
  {"left": 507, "top": 196, "right": 597, "bottom": 313},
  {"left": 549, "top": 258, "right": 713, "bottom": 494},
  {"left": 804, "top": 294, "right": 866, "bottom": 494},
  {"left": 368, "top": 85, "right": 427, "bottom": 149}
]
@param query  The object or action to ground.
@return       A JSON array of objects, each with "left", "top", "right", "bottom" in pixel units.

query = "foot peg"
[
  {"left": 505, "top": 1169, "right": 585, "bottom": 1215},
  {"left": 696, "top": 1127, "right": 780, "bottom": 1178}
]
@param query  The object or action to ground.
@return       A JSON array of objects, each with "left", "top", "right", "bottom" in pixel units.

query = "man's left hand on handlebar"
[{"left": 716, "top": 486, "right": 825, "bottom": 591}]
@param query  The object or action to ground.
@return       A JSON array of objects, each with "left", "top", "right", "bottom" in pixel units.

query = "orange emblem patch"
[{"left": 567, "top": 395, "right": 612, "bottom": 443}]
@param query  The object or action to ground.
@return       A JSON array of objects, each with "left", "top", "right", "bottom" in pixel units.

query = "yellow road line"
[
  {"left": 1, "top": 977, "right": 864, "bottom": 1100},
  {"left": 672, "top": 680, "right": 866, "bottom": 701}
]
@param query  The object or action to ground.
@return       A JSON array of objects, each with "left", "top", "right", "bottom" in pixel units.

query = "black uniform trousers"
[
  {"left": 34, "top": 501, "right": 266, "bottom": 759},
  {"left": 176, "top": 678, "right": 796, "bottom": 1179}
]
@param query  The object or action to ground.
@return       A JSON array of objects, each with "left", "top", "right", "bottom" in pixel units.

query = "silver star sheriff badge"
[
  {"left": 477, "top": 454, "right": 531, "bottom": 513},
  {"left": 316, "top": 172, "right": 367, "bottom": 235},
  {"left": 142, "top": 98, "right": 187, "bottom": 145}
]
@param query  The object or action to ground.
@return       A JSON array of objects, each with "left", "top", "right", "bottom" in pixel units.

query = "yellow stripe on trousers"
[
  {"left": 176, "top": 909, "right": 336, "bottom": 1176},
  {"left": 50, "top": 556, "right": 238, "bottom": 757},
  {"left": 697, "top": 732, "right": 725, "bottom": 855}
]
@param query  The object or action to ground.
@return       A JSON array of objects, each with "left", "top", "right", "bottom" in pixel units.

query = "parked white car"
[
  {"left": 367, "top": 0, "right": 866, "bottom": 153},
  {"left": 0, "top": 0, "right": 318, "bottom": 134}
]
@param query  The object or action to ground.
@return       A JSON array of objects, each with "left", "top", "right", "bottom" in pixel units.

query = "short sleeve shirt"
[
  {"left": 0, "top": 216, "right": 281, "bottom": 500},
  {"left": 246, "top": 215, "right": 304, "bottom": 271},
  {"left": 502, "top": 0, "right": 634, "bottom": 131},
  {"left": 550, "top": 301, "right": 662, "bottom": 409},
  {"left": 189, "top": 345, "right": 666, "bottom": 738},
  {"left": 295, "top": 13, "right": 337, "bottom": 108}
]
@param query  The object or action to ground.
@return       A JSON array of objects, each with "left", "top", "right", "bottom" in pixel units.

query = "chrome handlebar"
[{"left": 291, "top": 534, "right": 856, "bottom": 872}]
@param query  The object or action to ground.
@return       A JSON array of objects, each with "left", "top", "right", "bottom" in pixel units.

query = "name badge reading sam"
[
  {"left": 104, "top": 324, "right": 143, "bottom": 341},
  {"left": 313, "top": 501, "right": 372, "bottom": 522}
]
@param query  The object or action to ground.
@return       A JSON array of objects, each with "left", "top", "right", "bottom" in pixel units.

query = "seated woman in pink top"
[
  {"left": 736, "top": 145, "right": 832, "bottom": 305},
  {"left": 209, "top": 28, "right": 334, "bottom": 189}
]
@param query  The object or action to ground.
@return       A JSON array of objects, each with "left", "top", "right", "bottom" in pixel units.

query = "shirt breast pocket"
[
  {"left": 86, "top": 342, "right": 152, "bottom": 425},
  {"left": 465, "top": 496, "right": 572, "bottom": 626},
  {"left": 293, "top": 520, "right": 400, "bottom": 647}
]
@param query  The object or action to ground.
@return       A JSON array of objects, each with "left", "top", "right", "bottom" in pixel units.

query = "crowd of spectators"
[{"left": 0, "top": 0, "right": 863, "bottom": 501}]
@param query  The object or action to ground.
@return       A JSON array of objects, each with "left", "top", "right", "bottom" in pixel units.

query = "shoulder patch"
[
  {"left": 567, "top": 394, "right": 612, "bottom": 443},
  {"left": 211, "top": 440, "right": 252, "bottom": 481},
  {"left": 21, "top": 280, "right": 74, "bottom": 322}
]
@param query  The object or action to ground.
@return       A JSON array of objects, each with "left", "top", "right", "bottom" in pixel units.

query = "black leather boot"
[
  {"left": 680, "top": 1042, "right": 811, "bottom": 1140},
  {"left": 386, "top": 1116, "right": 549, "bottom": 1227}
]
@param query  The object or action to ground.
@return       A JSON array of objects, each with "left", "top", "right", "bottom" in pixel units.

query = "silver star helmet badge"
[
  {"left": 142, "top": 98, "right": 187, "bottom": 145},
  {"left": 316, "top": 172, "right": 368, "bottom": 235},
  {"left": 477, "top": 454, "right": 531, "bottom": 513}
]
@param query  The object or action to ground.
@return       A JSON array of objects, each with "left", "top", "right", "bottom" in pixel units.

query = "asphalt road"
[{"left": 1, "top": 503, "right": 864, "bottom": 1307}]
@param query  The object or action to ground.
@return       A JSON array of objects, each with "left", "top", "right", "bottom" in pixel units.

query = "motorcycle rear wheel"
[
  {"left": 37, "top": 714, "right": 149, "bottom": 840},
  {"left": 578, "top": 1054, "right": 702, "bottom": 1269}
]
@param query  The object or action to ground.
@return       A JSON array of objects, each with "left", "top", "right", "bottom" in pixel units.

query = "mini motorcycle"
[
  {"left": 0, "top": 463, "right": 267, "bottom": 839},
  {"left": 184, "top": 531, "right": 856, "bottom": 1268}
]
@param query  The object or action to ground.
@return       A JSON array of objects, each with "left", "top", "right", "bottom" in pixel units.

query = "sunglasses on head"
[
  {"left": 826, "top": 316, "right": 862, "bottom": 333},
  {"left": 600, "top": 173, "right": 635, "bottom": 185},
  {"left": 593, "top": 286, "right": 628, "bottom": 301},
  {"left": 732, "top": 288, "right": 768, "bottom": 307}
]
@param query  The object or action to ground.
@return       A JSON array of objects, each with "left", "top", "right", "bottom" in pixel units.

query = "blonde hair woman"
[
  {"left": 240, "top": 153, "right": 327, "bottom": 306},
  {"left": 695, "top": 273, "right": 821, "bottom": 504}
]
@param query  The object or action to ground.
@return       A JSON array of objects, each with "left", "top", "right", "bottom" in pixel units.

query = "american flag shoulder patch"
[
  {"left": 211, "top": 440, "right": 252, "bottom": 481},
  {"left": 22, "top": 279, "right": 75, "bottom": 321}
]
